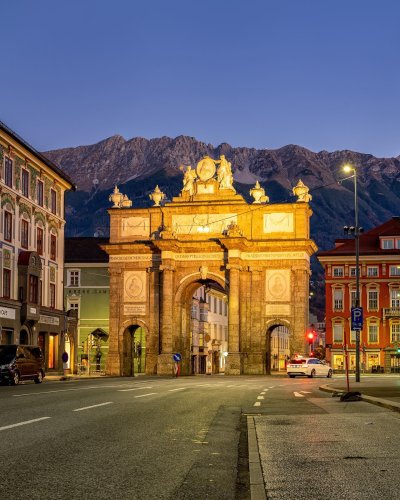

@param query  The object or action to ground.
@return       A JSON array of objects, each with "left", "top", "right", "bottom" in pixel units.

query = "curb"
[
  {"left": 247, "top": 416, "right": 267, "bottom": 500},
  {"left": 319, "top": 384, "right": 400, "bottom": 413}
]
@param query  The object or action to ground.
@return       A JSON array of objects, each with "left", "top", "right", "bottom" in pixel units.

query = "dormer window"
[{"left": 381, "top": 238, "right": 394, "bottom": 249}]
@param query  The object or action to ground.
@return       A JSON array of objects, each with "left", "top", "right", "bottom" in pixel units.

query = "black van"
[{"left": 0, "top": 345, "right": 45, "bottom": 385}]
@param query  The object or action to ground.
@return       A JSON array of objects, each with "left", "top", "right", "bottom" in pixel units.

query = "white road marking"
[
  {"left": 268, "top": 386, "right": 274, "bottom": 389},
  {"left": 13, "top": 386, "right": 102, "bottom": 397},
  {"left": 168, "top": 388, "right": 186, "bottom": 392},
  {"left": 254, "top": 402, "right": 261, "bottom": 407},
  {"left": 260, "top": 392, "right": 266, "bottom": 395},
  {"left": 73, "top": 402, "right": 113, "bottom": 412},
  {"left": 0, "top": 416, "right": 51, "bottom": 431},
  {"left": 227, "top": 385, "right": 236, "bottom": 387},
  {"left": 301, "top": 391, "right": 312, "bottom": 394},
  {"left": 134, "top": 393, "right": 157, "bottom": 398},
  {"left": 118, "top": 386, "right": 153, "bottom": 392},
  {"left": 257, "top": 396, "right": 264, "bottom": 400},
  {"left": 294, "top": 392, "right": 305, "bottom": 398}
]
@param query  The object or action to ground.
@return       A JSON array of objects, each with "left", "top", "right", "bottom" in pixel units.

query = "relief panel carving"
[
  {"left": 265, "top": 269, "right": 291, "bottom": 302},
  {"left": 264, "top": 213, "right": 294, "bottom": 233},
  {"left": 172, "top": 213, "right": 237, "bottom": 234},
  {"left": 124, "top": 271, "right": 147, "bottom": 302},
  {"left": 121, "top": 217, "right": 150, "bottom": 237}
]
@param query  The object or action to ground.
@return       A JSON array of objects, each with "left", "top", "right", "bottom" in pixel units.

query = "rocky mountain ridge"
[{"left": 44, "top": 134, "right": 400, "bottom": 252}]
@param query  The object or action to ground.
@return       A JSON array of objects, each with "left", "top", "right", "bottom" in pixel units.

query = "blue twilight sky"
[{"left": 1, "top": 0, "right": 400, "bottom": 157}]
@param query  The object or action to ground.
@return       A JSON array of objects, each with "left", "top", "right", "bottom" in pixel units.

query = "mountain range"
[{"left": 44, "top": 134, "right": 400, "bottom": 318}]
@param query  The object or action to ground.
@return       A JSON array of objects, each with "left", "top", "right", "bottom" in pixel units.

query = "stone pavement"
[{"left": 247, "top": 375, "right": 400, "bottom": 500}]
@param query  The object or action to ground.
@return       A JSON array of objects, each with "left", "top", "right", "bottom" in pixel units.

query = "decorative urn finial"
[
  {"left": 149, "top": 185, "right": 166, "bottom": 206},
  {"left": 109, "top": 185, "right": 124, "bottom": 208},
  {"left": 121, "top": 194, "right": 133, "bottom": 208},
  {"left": 292, "top": 179, "right": 312, "bottom": 202},
  {"left": 250, "top": 181, "right": 269, "bottom": 204}
]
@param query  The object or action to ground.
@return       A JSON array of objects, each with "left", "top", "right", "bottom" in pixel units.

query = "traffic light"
[{"left": 307, "top": 331, "right": 315, "bottom": 344}]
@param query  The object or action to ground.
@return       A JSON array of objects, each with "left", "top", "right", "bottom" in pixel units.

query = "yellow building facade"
[{"left": 104, "top": 156, "right": 317, "bottom": 376}]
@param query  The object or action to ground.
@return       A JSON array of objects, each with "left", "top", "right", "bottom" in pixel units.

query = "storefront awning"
[{"left": 90, "top": 328, "right": 109, "bottom": 339}]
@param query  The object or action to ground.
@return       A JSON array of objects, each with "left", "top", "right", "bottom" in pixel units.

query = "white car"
[{"left": 286, "top": 358, "right": 333, "bottom": 378}]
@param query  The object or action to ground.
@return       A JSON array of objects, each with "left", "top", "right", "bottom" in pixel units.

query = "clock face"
[{"left": 196, "top": 157, "right": 216, "bottom": 182}]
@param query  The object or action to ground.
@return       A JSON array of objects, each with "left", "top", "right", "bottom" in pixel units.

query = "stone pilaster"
[
  {"left": 157, "top": 263, "right": 175, "bottom": 375},
  {"left": 226, "top": 264, "right": 241, "bottom": 375},
  {"left": 106, "top": 267, "right": 122, "bottom": 376},
  {"left": 291, "top": 266, "right": 310, "bottom": 355}
]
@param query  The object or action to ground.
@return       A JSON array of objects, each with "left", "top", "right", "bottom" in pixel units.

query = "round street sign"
[{"left": 173, "top": 353, "right": 182, "bottom": 362}]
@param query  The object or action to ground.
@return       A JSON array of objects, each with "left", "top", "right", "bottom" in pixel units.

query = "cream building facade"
[
  {"left": 0, "top": 121, "right": 74, "bottom": 372},
  {"left": 104, "top": 156, "right": 317, "bottom": 376}
]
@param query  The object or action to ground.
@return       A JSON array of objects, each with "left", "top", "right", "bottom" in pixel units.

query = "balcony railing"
[{"left": 383, "top": 308, "right": 400, "bottom": 319}]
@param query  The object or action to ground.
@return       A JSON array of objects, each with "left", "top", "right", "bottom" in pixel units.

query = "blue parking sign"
[{"left": 351, "top": 307, "right": 363, "bottom": 330}]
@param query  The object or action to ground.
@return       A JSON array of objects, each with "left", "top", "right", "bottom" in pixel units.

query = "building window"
[
  {"left": 21, "top": 219, "right": 29, "bottom": 249},
  {"left": 21, "top": 169, "right": 29, "bottom": 197},
  {"left": 368, "top": 323, "right": 378, "bottom": 343},
  {"left": 368, "top": 290, "right": 378, "bottom": 310},
  {"left": 36, "top": 227, "right": 43, "bottom": 255},
  {"left": 333, "top": 323, "right": 343, "bottom": 343},
  {"left": 50, "top": 234, "right": 57, "bottom": 260},
  {"left": 39, "top": 280, "right": 43, "bottom": 306},
  {"left": 68, "top": 270, "right": 80, "bottom": 287},
  {"left": 69, "top": 301, "right": 79, "bottom": 318},
  {"left": 37, "top": 180, "right": 44, "bottom": 207},
  {"left": 381, "top": 239, "right": 394, "bottom": 249},
  {"left": 29, "top": 275, "right": 39, "bottom": 304},
  {"left": 333, "top": 267, "right": 344, "bottom": 277},
  {"left": 349, "top": 266, "right": 360, "bottom": 277},
  {"left": 367, "top": 266, "right": 378, "bottom": 277},
  {"left": 350, "top": 289, "right": 357, "bottom": 308},
  {"left": 4, "top": 211, "right": 12, "bottom": 242},
  {"left": 4, "top": 157, "right": 13, "bottom": 187},
  {"left": 333, "top": 288, "right": 343, "bottom": 310},
  {"left": 3, "top": 269, "right": 11, "bottom": 298},
  {"left": 50, "top": 189, "right": 57, "bottom": 214},
  {"left": 389, "top": 265, "right": 400, "bottom": 277},
  {"left": 391, "top": 323, "right": 400, "bottom": 343},
  {"left": 50, "top": 283, "right": 56, "bottom": 308},
  {"left": 391, "top": 289, "right": 400, "bottom": 308}
]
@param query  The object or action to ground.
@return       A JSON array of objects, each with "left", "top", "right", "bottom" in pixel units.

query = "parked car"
[
  {"left": 286, "top": 357, "right": 332, "bottom": 378},
  {"left": 0, "top": 345, "right": 45, "bottom": 385}
]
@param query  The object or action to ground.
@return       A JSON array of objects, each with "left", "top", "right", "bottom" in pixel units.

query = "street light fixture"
[{"left": 343, "top": 164, "right": 361, "bottom": 382}]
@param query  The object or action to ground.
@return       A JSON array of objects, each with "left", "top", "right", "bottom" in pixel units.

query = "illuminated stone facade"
[{"left": 104, "top": 157, "right": 317, "bottom": 376}]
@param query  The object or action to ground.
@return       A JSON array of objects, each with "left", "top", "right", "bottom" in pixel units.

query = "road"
[{"left": 0, "top": 375, "right": 399, "bottom": 500}]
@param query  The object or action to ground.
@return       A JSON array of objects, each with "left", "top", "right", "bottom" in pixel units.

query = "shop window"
[
  {"left": 0, "top": 329, "right": 13, "bottom": 344},
  {"left": 48, "top": 334, "right": 57, "bottom": 369},
  {"left": 21, "top": 169, "right": 29, "bottom": 197},
  {"left": 4, "top": 211, "right": 12, "bottom": 242},
  {"left": 4, "top": 157, "right": 13, "bottom": 187},
  {"left": 3, "top": 269, "right": 11, "bottom": 298},
  {"left": 21, "top": 219, "right": 29, "bottom": 249}
]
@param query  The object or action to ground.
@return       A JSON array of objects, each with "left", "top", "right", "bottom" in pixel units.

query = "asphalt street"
[{"left": 0, "top": 375, "right": 399, "bottom": 500}]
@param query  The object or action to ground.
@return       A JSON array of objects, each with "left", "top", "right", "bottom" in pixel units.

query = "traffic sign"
[
  {"left": 173, "top": 353, "right": 182, "bottom": 362},
  {"left": 351, "top": 307, "right": 363, "bottom": 330}
]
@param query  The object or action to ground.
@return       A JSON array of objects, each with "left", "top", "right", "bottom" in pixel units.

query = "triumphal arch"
[{"left": 104, "top": 155, "right": 317, "bottom": 376}]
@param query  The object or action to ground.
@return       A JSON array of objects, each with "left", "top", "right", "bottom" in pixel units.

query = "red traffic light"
[{"left": 307, "top": 332, "right": 314, "bottom": 341}]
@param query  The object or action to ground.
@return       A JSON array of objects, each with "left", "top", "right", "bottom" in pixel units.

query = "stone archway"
[
  {"left": 121, "top": 323, "right": 148, "bottom": 377},
  {"left": 104, "top": 156, "right": 317, "bottom": 377},
  {"left": 265, "top": 319, "right": 292, "bottom": 374}
]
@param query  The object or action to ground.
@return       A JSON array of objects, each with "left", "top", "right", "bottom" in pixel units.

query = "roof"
[
  {"left": 318, "top": 217, "right": 400, "bottom": 257},
  {"left": 0, "top": 120, "right": 75, "bottom": 189},
  {"left": 65, "top": 237, "right": 109, "bottom": 263}
]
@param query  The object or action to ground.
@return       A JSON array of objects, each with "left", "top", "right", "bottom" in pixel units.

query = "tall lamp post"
[{"left": 343, "top": 164, "right": 361, "bottom": 382}]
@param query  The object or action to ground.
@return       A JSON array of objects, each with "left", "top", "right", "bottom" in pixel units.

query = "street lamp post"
[{"left": 343, "top": 164, "right": 361, "bottom": 383}]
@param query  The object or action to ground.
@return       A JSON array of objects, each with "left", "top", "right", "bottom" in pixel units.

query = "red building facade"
[{"left": 318, "top": 217, "right": 400, "bottom": 373}]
